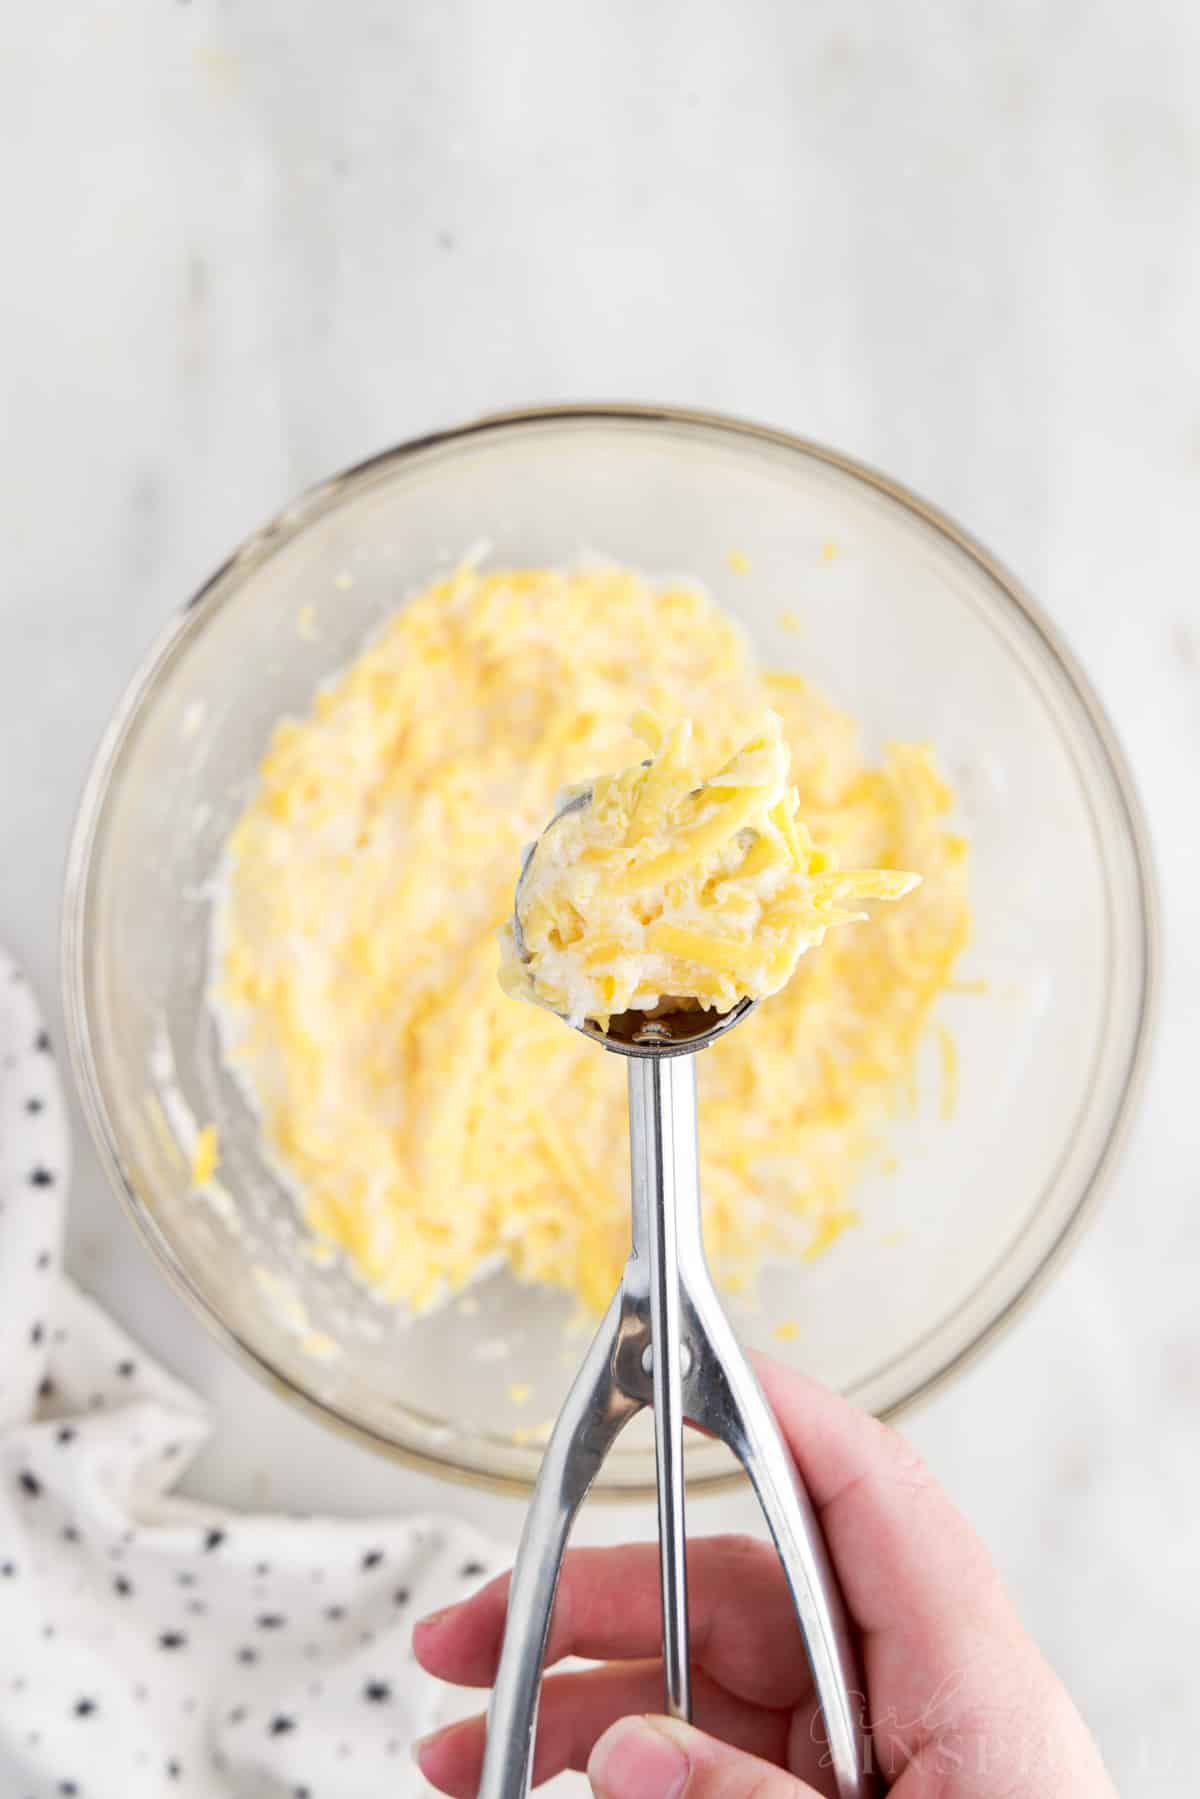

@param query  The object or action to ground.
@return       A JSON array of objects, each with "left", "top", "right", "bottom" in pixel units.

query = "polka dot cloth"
[{"left": 0, "top": 948, "right": 505, "bottom": 1797}]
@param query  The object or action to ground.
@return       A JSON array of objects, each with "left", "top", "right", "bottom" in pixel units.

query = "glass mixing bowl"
[{"left": 63, "top": 406, "right": 1156, "bottom": 1495}]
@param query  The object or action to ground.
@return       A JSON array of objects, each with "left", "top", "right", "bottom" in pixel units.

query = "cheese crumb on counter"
[
  {"left": 214, "top": 563, "right": 970, "bottom": 1315},
  {"left": 504, "top": 710, "right": 918, "bottom": 1027}
]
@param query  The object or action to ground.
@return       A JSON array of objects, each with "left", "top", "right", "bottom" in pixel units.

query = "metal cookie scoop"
[
  {"left": 484, "top": 794, "right": 872, "bottom": 1799},
  {"left": 512, "top": 781, "right": 759, "bottom": 1054}
]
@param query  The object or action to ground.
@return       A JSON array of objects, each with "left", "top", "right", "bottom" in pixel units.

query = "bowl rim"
[{"left": 62, "top": 401, "right": 1161, "bottom": 1499}]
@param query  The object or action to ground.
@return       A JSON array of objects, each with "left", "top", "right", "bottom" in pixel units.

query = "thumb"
[{"left": 588, "top": 1715, "right": 822, "bottom": 1799}]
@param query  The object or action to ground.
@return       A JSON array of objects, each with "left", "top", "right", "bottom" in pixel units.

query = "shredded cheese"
[
  {"left": 190, "top": 1123, "right": 220, "bottom": 1189},
  {"left": 505, "top": 711, "right": 918, "bottom": 1026},
  {"left": 215, "top": 563, "right": 970, "bottom": 1314}
]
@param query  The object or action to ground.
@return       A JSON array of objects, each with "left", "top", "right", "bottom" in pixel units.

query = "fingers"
[
  {"left": 418, "top": 1356, "right": 1052, "bottom": 1785},
  {"left": 589, "top": 1715, "right": 824, "bottom": 1799},
  {"left": 416, "top": 1665, "right": 795, "bottom": 1798},
  {"left": 414, "top": 1534, "right": 807, "bottom": 1707}
]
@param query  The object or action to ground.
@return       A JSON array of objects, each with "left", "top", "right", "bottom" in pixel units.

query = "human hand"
[{"left": 413, "top": 1357, "right": 1115, "bottom": 1797}]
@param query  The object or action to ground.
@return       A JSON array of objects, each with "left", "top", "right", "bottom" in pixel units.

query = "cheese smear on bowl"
[
  {"left": 214, "top": 562, "right": 970, "bottom": 1315},
  {"left": 503, "top": 710, "right": 919, "bottom": 1028}
]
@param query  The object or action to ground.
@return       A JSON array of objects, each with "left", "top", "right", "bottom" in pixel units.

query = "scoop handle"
[{"left": 627, "top": 1053, "right": 694, "bottom": 1719}]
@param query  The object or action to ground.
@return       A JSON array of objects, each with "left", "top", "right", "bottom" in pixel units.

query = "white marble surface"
[{"left": 3, "top": 1, "right": 1197, "bottom": 1791}]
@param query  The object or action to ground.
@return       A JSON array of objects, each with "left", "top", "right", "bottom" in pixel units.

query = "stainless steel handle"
[
  {"left": 477, "top": 1293, "right": 640, "bottom": 1799},
  {"left": 660, "top": 1055, "right": 872, "bottom": 1798},
  {"left": 627, "top": 1054, "right": 692, "bottom": 1721},
  {"left": 682, "top": 1282, "right": 871, "bottom": 1798},
  {"left": 478, "top": 1045, "right": 873, "bottom": 1799}
]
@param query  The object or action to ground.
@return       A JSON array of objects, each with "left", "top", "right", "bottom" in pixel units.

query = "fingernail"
[
  {"left": 413, "top": 1603, "right": 456, "bottom": 1633},
  {"left": 410, "top": 1728, "right": 439, "bottom": 1768},
  {"left": 588, "top": 1717, "right": 689, "bottom": 1799}
]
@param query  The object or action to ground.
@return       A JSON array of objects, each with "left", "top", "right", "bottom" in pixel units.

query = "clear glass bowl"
[{"left": 63, "top": 406, "right": 1157, "bottom": 1495}]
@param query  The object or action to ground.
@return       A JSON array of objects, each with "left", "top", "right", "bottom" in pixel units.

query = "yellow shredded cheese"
[
  {"left": 505, "top": 711, "right": 918, "bottom": 1026},
  {"left": 215, "top": 563, "right": 970, "bottom": 1314},
  {"left": 190, "top": 1123, "right": 220, "bottom": 1189}
]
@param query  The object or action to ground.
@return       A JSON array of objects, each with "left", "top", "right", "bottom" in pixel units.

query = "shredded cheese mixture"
[
  {"left": 504, "top": 710, "right": 919, "bottom": 1026},
  {"left": 215, "top": 563, "right": 970, "bottom": 1314}
]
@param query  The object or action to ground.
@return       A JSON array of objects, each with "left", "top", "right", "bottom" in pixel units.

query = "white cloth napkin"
[{"left": 0, "top": 946, "right": 504, "bottom": 1799}]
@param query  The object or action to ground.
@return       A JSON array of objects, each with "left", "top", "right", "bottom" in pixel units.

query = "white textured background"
[{"left": 3, "top": 2, "right": 1197, "bottom": 1792}]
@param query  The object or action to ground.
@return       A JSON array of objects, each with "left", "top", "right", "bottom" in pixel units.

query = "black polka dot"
[
  {"left": 1, "top": 1562, "right": 15, "bottom": 1578},
  {"left": 114, "top": 1576, "right": 133, "bottom": 1597},
  {"left": 359, "top": 1629, "right": 375, "bottom": 1646},
  {"left": 58, "top": 1784, "right": 77, "bottom": 1796},
  {"left": 363, "top": 1679, "right": 391, "bottom": 1704},
  {"left": 203, "top": 1528, "right": 226, "bottom": 1552},
  {"left": 73, "top": 1698, "right": 97, "bottom": 1718},
  {"left": 34, "top": 1029, "right": 51, "bottom": 1054},
  {"left": 42, "top": 1624, "right": 56, "bottom": 1640},
  {"left": 36, "top": 1251, "right": 51, "bottom": 1270},
  {"left": 166, "top": 1761, "right": 181, "bottom": 1781},
  {"left": 18, "top": 1470, "right": 42, "bottom": 1498},
  {"left": 460, "top": 1559, "right": 486, "bottom": 1578},
  {"left": 227, "top": 1706, "right": 247, "bottom": 1725},
  {"left": 26, "top": 1096, "right": 44, "bottom": 1114},
  {"left": 158, "top": 1632, "right": 187, "bottom": 1651},
  {"left": 56, "top": 1426, "right": 76, "bottom": 1445},
  {"left": 295, "top": 1788, "right": 311, "bottom": 1799},
  {"left": 361, "top": 1547, "right": 384, "bottom": 1570},
  {"left": 269, "top": 1716, "right": 296, "bottom": 1736},
  {"left": 257, "top": 1613, "right": 285, "bottom": 1630},
  {"left": 236, "top": 1647, "right": 257, "bottom": 1665},
  {"left": 324, "top": 1604, "right": 345, "bottom": 1622},
  {"left": 163, "top": 1443, "right": 181, "bottom": 1459},
  {"left": 38, "top": 1376, "right": 55, "bottom": 1400},
  {"left": 29, "top": 1323, "right": 44, "bottom": 1346},
  {"left": 176, "top": 1571, "right": 195, "bottom": 1588},
  {"left": 28, "top": 1168, "right": 55, "bottom": 1189},
  {"left": 62, "top": 1526, "right": 80, "bottom": 1545},
  {"left": 393, "top": 1586, "right": 410, "bottom": 1605},
  {"left": 254, "top": 1560, "right": 270, "bottom": 1576},
  {"left": 117, "top": 1360, "right": 136, "bottom": 1378}
]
